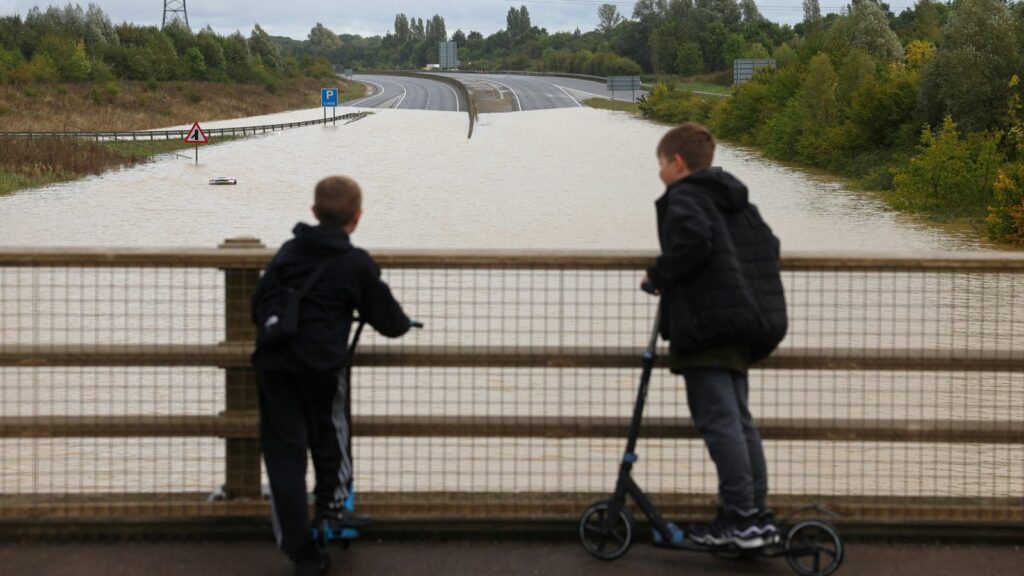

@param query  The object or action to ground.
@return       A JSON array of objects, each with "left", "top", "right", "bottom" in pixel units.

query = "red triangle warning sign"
[{"left": 184, "top": 122, "right": 208, "bottom": 144}]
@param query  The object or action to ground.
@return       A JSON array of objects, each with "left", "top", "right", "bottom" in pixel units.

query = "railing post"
[{"left": 220, "top": 236, "right": 265, "bottom": 500}]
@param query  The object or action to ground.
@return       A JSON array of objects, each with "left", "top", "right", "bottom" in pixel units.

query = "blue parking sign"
[{"left": 321, "top": 88, "right": 339, "bottom": 107}]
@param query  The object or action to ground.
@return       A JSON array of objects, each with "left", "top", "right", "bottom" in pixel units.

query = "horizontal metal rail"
[
  {"left": 1, "top": 344, "right": 1022, "bottom": 371},
  {"left": 1, "top": 414, "right": 1019, "bottom": 444},
  {"left": 2, "top": 248, "right": 1024, "bottom": 271},
  {"left": 0, "top": 112, "right": 370, "bottom": 141}
]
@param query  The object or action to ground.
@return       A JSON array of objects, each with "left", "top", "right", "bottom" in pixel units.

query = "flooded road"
[
  {"left": 0, "top": 107, "right": 1019, "bottom": 504},
  {"left": 0, "top": 106, "right": 990, "bottom": 252}
]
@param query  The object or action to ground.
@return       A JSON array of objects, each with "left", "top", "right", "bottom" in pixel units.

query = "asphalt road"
[
  {"left": 443, "top": 73, "right": 642, "bottom": 109},
  {"left": 348, "top": 74, "right": 463, "bottom": 112}
]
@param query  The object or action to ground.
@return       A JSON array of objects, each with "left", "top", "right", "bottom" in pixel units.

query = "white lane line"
[
  {"left": 346, "top": 79, "right": 386, "bottom": 107},
  {"left": 392, "top": 79, "right": 409, "bottom": 108},
  {"left": 541, "top": 79, "right": 582, "bottom": 107},
  {"left": 443, "top": 81, "right": 461, "bottom": 112},
  {"left": 483, "top": 77, "right": 522, "bottom": 112}
]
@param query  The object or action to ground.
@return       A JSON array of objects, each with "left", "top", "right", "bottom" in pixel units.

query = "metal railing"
[
  {"left": 0, "top": 112, "right": 371, "bottom": 142},
  {"left": 0, "top": 242, "right": 1021, "bottom": 529}
]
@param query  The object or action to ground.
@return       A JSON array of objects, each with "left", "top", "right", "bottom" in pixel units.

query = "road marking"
[
  {"left": 483, "top": 77, "right": 522, "bottom": 112},
  {"left": 541, "top": 79, "right": 582, "bottom": 107},
  {"left": 389, "top": 79, "right": 409, "bottom": 109},
  {"left": 442, "top": 82, "right": 461, "bottom": 112},
  {"left": 347, "top": 79, "right": 387, "bottom": 107}
]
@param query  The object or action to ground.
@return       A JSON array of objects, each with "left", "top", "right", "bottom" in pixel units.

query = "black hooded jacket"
[
  {"left": 646, "top": 169, "right": 787, "bottom": 363},
  {"left": 251, "top": 223, "right": 410, "bottom": 372}
]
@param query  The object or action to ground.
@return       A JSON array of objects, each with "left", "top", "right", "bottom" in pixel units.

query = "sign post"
[
  {"left": 321, "top": 88, "right": 339, "bottom": 125},
  {"left": 183, "top": 121, "right": 209, "bottom": 165}
]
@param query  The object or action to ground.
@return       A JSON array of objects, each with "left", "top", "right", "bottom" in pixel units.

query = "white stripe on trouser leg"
[
  {"left": 332, "top": 370, "right": 353, "bottom": 502},
  {"left": 268, "top": 488, "right": 284, "bottom": 546}
]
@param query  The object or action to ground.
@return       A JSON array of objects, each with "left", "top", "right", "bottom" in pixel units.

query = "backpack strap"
[{"left": 294, "top": 258, "right": 334, "bottom": 301}]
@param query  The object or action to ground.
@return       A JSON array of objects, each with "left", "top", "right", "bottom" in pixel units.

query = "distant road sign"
[
  {"left": 344, "top": 69, "right": 353, "bottom": 78},
  {"left": 183, "top": 122, "right": 208, "bottom": 144},
  {"left": 321, "top": 88, "right": 339, "bottom": 107},
  {"left": 607, "top": 76, "right": 641, "bottom": 91}
]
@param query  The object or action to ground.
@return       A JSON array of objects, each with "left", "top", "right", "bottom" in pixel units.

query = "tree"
[
  {"left": 803, "top": 0, "right": 823, "bottom": 33},
  {"left": 183, "top": 46, "right": 206, "bottom": 79},
  {"left": 847, "top": 0, "right": 904, "bottom": 62},
  {"left": 308, "top": 23, "right": 342, "bottom": 60},
  {"left": 598, "top": 4, "right": 624, "bottom": 34},
  {"left": 507, "top": 5, "right": 531, "bottom": 44},
  {"left": 249, "top": 24, "right": 280, "bottom": 69},
  {"left": 676, "top": 42, "right": 704, "bottom": 75},
  {"left": 740, "top": 0, "right": 763, "bottom": 23},
  {"left": 922, "top": 0, "right": 1023, "bottom": 132},
  {"left": 394, "top": 14, "right": 410, "bottom": 43},
  {"left": 452, "top": 29, "right": 466, "bottom": 45},
  {"left": 914, "top": 0, "right": 941, "bottom": 42},
  {"left": 801, "top": 53, "right": 839, "bottom": 128}
]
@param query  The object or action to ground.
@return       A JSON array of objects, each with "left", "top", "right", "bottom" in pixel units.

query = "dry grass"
[
  {"left": 0, "top": 78, "right": 366, "bottom": 132},
  {"left": 0, "top": 77, "right": 367, "bottom": 195},
  {"left": 0, "top": 137, "right": 202, "bottom": 196}
]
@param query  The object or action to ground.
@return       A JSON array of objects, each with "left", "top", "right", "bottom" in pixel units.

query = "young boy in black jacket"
[
  {"left": 252, "top": 175, "right": 412, "bottom": 575},
  {"left": 643, "top": 123, "right": 788, "bottom": 549}
]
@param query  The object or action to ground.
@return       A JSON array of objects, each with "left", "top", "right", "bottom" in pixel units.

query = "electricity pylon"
[{"left": 162, "top": 0, "right": 190, "bottom": 29}]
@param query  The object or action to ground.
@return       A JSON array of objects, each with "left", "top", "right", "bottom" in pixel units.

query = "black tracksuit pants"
[{"left": 258, "top": 369, "right": 353, "bottom": 561}]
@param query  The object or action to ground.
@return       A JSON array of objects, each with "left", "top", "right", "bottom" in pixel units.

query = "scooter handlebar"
[
  {"left": 640, "top": 281, "right": 658, "bottom": 295},
  {"left": 410, "top": 320, "right": 424, "bottom": 329}
]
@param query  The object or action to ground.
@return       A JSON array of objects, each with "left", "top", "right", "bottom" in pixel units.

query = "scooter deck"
[
  {"left": 311, "top": 524, "right": 360, "bottom": 542},
  {"left": 652, "top": 538, "right": 788, "bottom": 558}
]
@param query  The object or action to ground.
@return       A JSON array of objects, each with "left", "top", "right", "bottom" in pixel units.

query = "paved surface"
[
  {"left": 442, "top": 73, "right": 643, "bottom": 108},
  {"left": 1, "top": 539, "right": 1021, "bottom": 576},
  {"left": 442, "top": 73, "right": 582, "bottom": 111},
  {"left": 349, "top": 75, "right": 463, "bottom": 111}
]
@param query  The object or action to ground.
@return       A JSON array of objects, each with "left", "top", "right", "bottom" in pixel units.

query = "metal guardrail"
[
  {"left": 0, "top": 112, "right": 371, "bottom": 142},
  {"left": 0, "top": 244, "right": 1022, "bottom": 528}
]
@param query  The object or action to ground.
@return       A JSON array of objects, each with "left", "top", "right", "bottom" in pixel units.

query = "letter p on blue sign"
[{"left": 321, "top": 88, "right": 339, "bottom": 107}]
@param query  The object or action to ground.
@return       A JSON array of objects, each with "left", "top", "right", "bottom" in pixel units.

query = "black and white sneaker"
[
  {"left": 757, "top": 509, "right": 780, "bottom": 545},
  {"left": 317, "top": 501, "right": 372, "bottom": 529},
  {"left": 688, "top": 506, "right": 766, "bottom": 549}
]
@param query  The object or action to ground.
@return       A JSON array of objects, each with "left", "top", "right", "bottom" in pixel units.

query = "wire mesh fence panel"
[{"left": 0, "top": 250, "right": 1021, "bottom": 524}]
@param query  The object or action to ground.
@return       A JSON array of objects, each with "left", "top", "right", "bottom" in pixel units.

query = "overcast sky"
[{"left": 0, "top": 0, "right": 918, "bottom": 40}]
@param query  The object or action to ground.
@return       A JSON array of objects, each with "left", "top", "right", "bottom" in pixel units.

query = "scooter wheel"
[
  {"left": 784, "top": 519, "right": 843, "bottom": 576},
  {"left": 578, "top": 499, "right": 635, "bottom": 561}
]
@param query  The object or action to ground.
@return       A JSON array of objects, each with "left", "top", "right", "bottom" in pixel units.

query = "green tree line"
[
  {"left": 634, "top": 0, "right": 1024, "bottom": 246},
  {"left": 0, "top": 3, "right": 336, "bottom": 89}
]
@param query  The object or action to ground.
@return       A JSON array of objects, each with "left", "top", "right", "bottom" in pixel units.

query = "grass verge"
[
  {"left": 0, "top": 137, "right": 222, "bottom": 196},
  {"left": 0, "top": 77, "right": 365, "bottom": 195},
  {"left": 0, "top": 78, "right": 367, "bottom": 132},
  {"left": 584, "top": 98, "right": 641, "bottom": 114}
]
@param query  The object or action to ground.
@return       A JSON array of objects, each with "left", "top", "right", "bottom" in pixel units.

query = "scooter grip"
[{"left": 410, "top": 320, "right": 425, "bottom": 329}]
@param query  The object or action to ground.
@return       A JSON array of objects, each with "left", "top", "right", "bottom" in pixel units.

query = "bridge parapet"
[{"left": 0, "top": 244, "right": 1021, "bottom": 530}]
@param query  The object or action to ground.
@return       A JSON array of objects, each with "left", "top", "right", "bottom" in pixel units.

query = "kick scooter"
[{"left": 578, "top": 291, "right": 843, "bottom": 576}]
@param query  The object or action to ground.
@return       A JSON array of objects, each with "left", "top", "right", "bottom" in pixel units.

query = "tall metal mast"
[{"left": 162, "top": 0, "right": 190, "bottom": 29}]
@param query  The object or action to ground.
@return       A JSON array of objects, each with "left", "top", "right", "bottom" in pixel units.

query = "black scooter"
[
  {"left": 578, "top": 292, "right": 843, "bottom": 576},
  {"left": 312, "top": 317, "right": 423, "bottom": 549}
]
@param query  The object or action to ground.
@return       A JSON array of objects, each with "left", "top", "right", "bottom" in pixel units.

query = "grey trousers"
[{"left": 681, "top": 367, "right": 768, "bottom": 511}]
